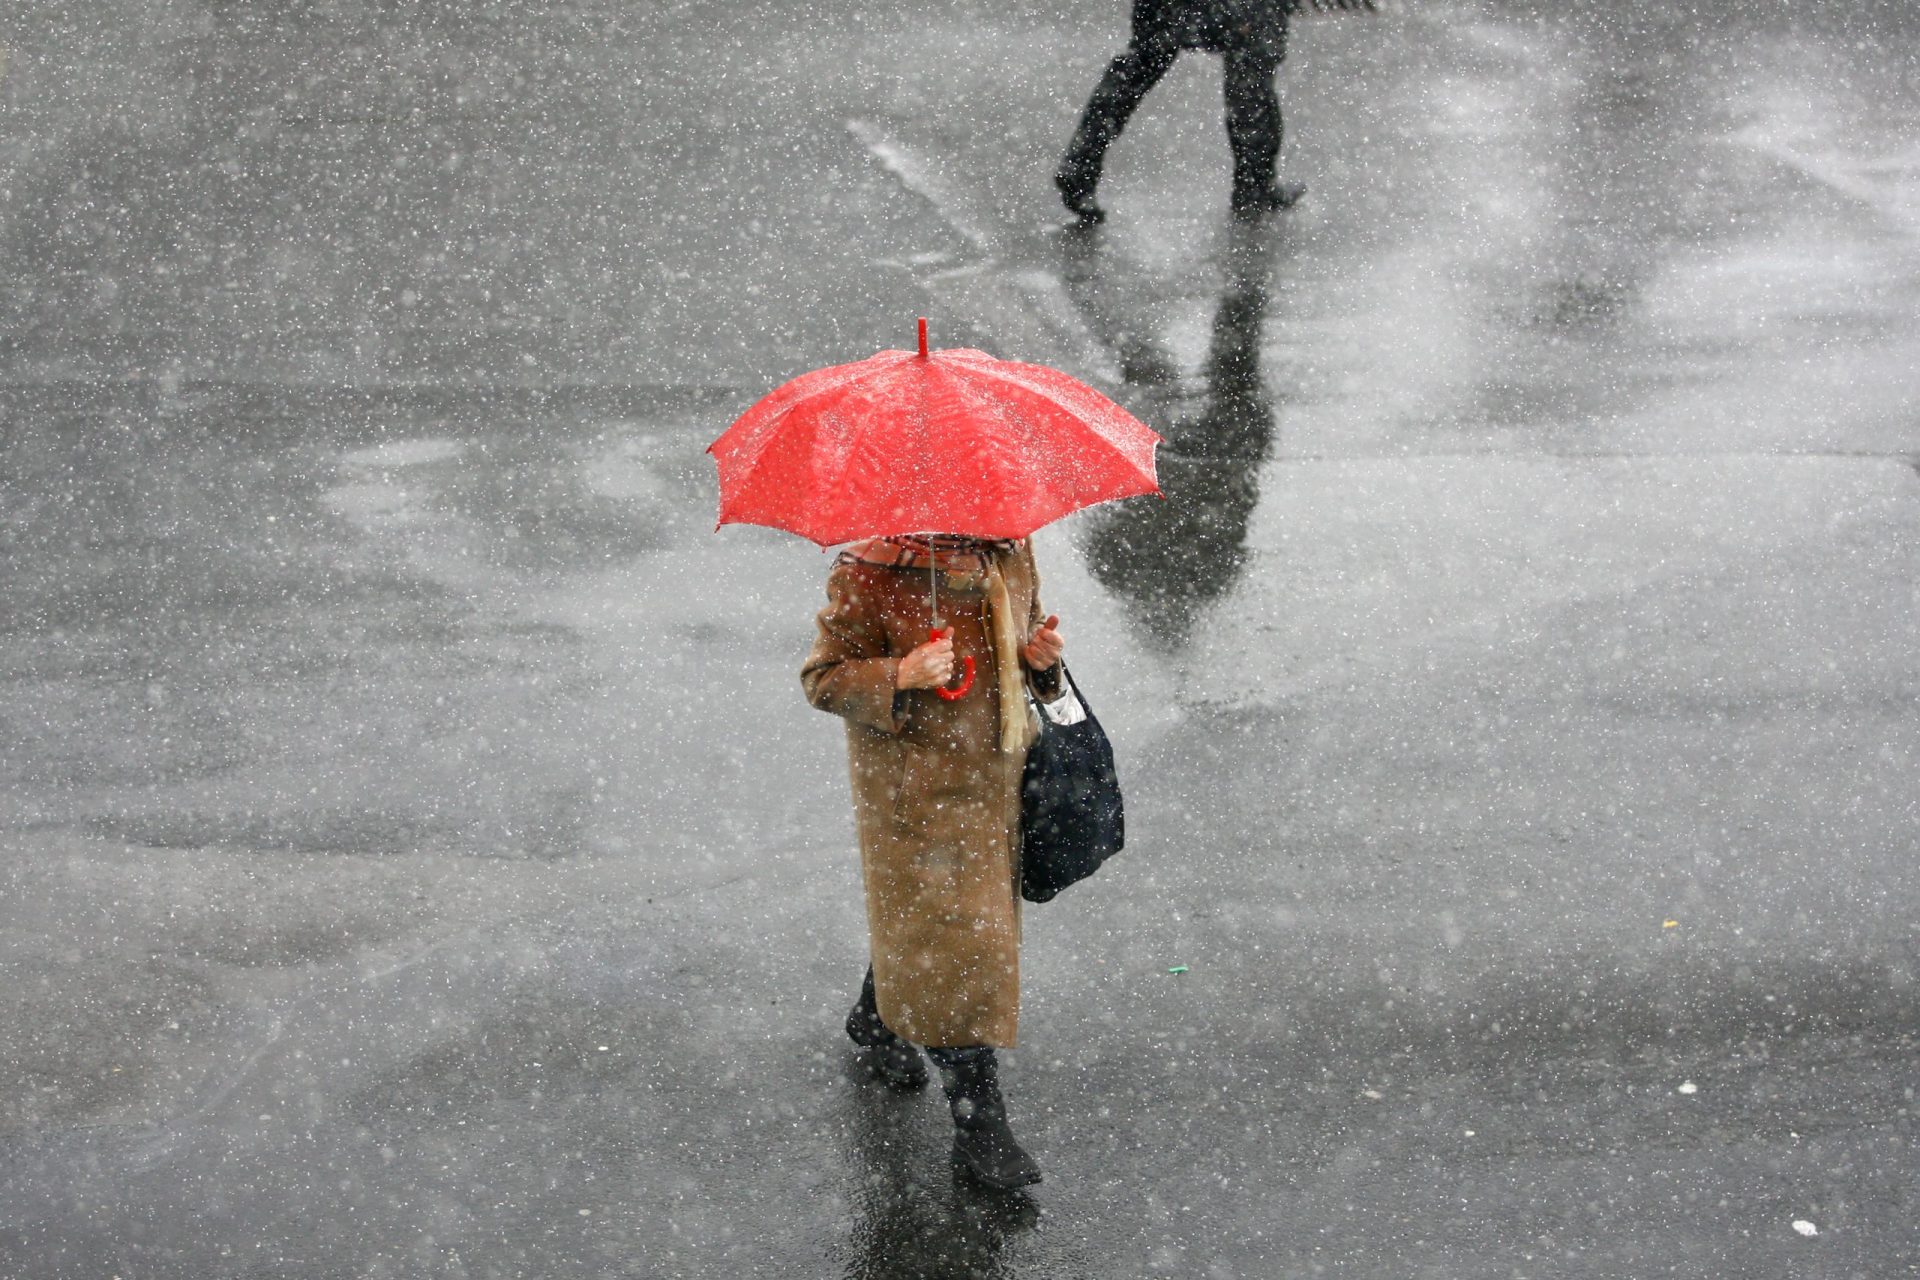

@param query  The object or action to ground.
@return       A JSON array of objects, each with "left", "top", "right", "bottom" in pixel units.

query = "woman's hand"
[
  {"left": 1022, "top": 614, "right": 1064, "bottom": 670},
  {"left": 896, "top": 632, "right": 956, "bottom": 689}
]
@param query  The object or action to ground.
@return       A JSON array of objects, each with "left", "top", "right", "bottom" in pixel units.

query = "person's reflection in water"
[
  {"left": 1077, "top": 223, "right": 1280, "bottom": 650},
  {"left": 838, "top": 1066, "right": 1039, "bottom": 1279}
]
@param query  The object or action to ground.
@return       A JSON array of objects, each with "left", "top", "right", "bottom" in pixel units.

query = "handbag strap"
[{"left": 1030, "top": 662, "right": 1085, "bottom": 709}]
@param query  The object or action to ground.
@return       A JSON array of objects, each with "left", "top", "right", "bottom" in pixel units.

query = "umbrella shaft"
[{"left": 929, "top": 536, "right": 941, "bottom": 628}]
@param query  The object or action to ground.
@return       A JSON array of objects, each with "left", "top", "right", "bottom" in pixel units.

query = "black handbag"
[{"left": 1019, "top": 665, "right": 1125, "bottom": 903}]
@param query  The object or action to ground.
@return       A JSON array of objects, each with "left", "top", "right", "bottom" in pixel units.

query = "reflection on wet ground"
[
  {"left": 836, "top": 1067, "right": 1047, "bottom": 1280},
  {"left": 0, "top": 383, "right": 721, "bottom": 852},
  {"left": 1074, "top": 223, "right": 1281, "bottom": 649}
]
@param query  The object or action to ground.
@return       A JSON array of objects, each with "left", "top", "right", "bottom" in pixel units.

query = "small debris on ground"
[{"left": 1792, "top": 1220, "right": 1818, "bottom": 1237}]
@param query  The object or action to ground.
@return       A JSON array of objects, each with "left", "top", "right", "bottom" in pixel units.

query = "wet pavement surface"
[{"left": 2, "top": 1, "right": 1917, "bottom": 1276}]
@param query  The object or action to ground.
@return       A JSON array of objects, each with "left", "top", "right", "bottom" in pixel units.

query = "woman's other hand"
[
  {"left": 896, "top": 632, "right": 957, "bottom": 689},
  {"left": 1022, "top": 614, "right": 1064, "bottom": 670}
]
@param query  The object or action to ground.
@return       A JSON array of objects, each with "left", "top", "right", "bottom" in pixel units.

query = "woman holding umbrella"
[
  {"left": 709, "top": 321, "right": 1159, "bottom": 1191},
  {"left": 803, "top": 533, "right": 1064, "bottom": 1189}
]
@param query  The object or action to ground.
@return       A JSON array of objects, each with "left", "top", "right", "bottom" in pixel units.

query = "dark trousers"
[{"left": 1058, "top": 30, "right": 1283, "bottom": 200}]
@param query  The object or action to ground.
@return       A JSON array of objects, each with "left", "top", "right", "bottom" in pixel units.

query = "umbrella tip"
[{"left": 917, "top": 316, "right": 928, "bottom": 358}]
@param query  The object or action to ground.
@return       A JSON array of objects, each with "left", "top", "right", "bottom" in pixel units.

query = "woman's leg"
[
  {"left": 927, "top": 1045, "right": 1043, "bottom": 1189},
  {"left": 1055, "top": 30, "right": 1184, "bottom": 221},
  {"left": 846, "top": 965, "right": 928, "bottom": 1089}
]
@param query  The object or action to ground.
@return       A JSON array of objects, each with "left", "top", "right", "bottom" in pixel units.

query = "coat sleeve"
[
  {"left": 801, "top": 564, "right": 910, "bottom": 736},
  {"left": 1021, "top": 541, "right": 1065, "bottom": 702}
]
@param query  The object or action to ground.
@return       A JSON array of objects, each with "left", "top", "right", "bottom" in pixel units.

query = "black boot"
[
  {"left": 929, "top": 1046, "right": 1042, "bottom": 1190},
  {"left": 1053, "top": 168, "right": 1107, "bottom": 225},
  {"left": 1230, "top": 180, "right": 1307, "bottom": 216},
  {"left": 845, "top": 968, "right": 928, "bottom": 1090}
]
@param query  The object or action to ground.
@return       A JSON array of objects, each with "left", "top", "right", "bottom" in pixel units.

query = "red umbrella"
[
  {"left": 708, "top": 319, "right": 1160, "bottom": 548},
  {"left": 709, "top": 319, "right": 1160, "bottom": 699}
]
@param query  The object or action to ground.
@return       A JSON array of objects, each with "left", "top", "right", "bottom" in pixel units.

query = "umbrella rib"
[
  {"left": 947, "top": 359, "right": 1158, "bottom": 464},
  {"left": 945, "top": 366, "right": 1157, "bottom": 502}
]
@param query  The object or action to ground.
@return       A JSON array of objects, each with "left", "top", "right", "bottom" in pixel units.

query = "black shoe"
[
  {"left": 932, "top": 1047, "right": 1043, "bottom": 1190},
  {"left": 845, "top": 971, "right": 928, "bottom": 1090},
  {"left": 1054, "top": 169, "right": 1107, "bottom": 225},
  {"left": 1230, "top": 180, "right": 1307, "bottom": 216}
]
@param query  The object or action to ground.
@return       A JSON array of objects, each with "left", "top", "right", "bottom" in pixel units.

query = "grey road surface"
[{"left": 2, "top": 1, "right": 1916, "bottom": 1277}]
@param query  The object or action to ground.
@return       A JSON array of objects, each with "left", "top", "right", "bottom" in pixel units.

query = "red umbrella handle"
[{"left": 929, "top": 627, "right": 975, "bottom": 700}]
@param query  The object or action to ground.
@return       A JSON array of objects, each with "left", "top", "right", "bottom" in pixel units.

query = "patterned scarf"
[{"left": 859, "top": 536, "right": 1034, "bottom": 753}]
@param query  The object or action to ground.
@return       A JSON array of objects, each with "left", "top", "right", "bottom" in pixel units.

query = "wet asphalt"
[{"left": 1, "top": 1, "right": 1917, "bottom": 1277}]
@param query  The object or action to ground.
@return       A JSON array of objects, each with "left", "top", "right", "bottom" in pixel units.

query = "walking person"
[
  {"left": 1056, "top": 0, "right": 1305, "bottom": 222},
  {"left": 802, "top": 534, "right": 1066, "bottom": 1190}
]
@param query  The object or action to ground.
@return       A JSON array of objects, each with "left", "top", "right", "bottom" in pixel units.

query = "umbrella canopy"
[{"left": 708, "top": 320, "right": 1161, "bottom": 547}]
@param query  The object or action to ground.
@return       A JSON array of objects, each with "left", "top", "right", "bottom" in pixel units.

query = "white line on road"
[
  {"left": 846, "top": 118, "right": 1123, "bottom": 382},
  {"left": 846, "top": 118, "right": 996, "bottom": 255}
]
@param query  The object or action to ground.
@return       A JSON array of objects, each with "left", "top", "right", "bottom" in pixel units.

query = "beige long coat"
[{"left": 801, "top": 539, "right": 1061, "bottom": 1048}]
